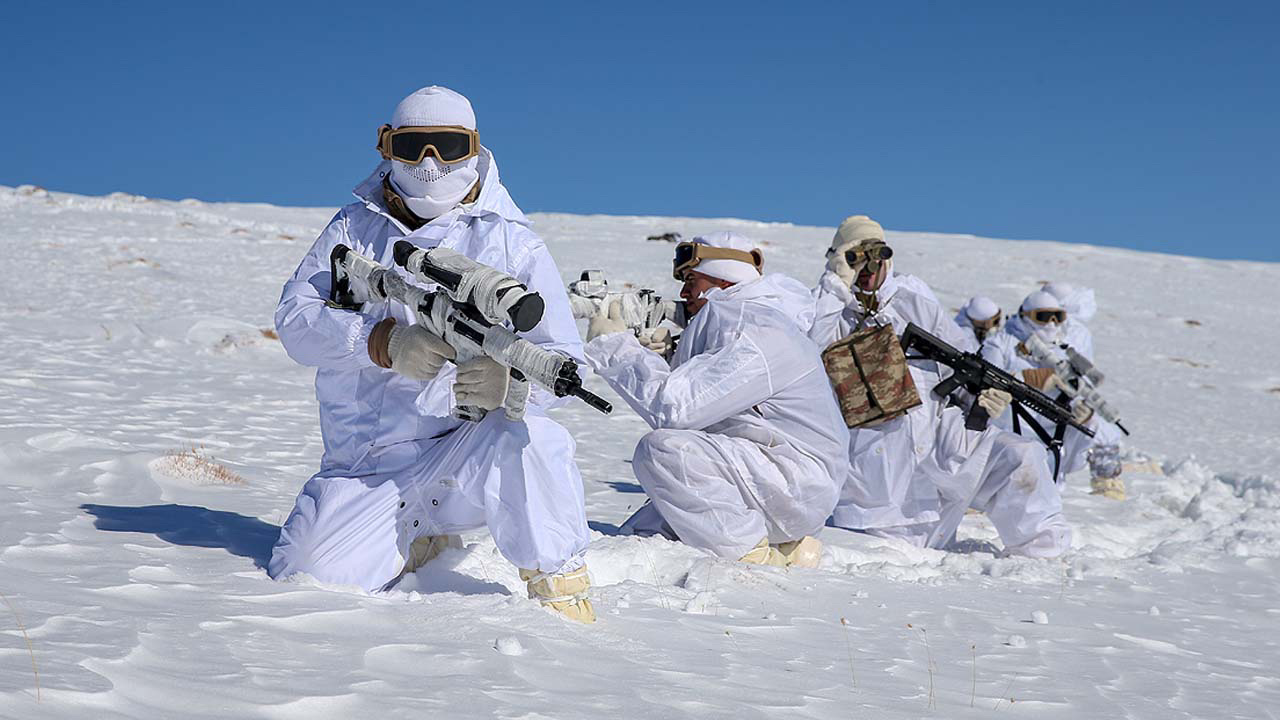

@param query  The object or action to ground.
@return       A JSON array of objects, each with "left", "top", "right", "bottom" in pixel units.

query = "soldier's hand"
[
  {"left": 370, "top": 319, "right": 456, "bottom": 381},
  {"left": 586, "top": 298, "right": 628, "bottom": 342},
  {"left": 826, "top": 240, "right": 862, "bottom": 288},
  {"left": 454, "top": 357, "right": 509, "bottom": 411},
  {"left": 1071, "top": 401, "right": 1095, "bottom": 426},
  {"left": 639, "top": 327, "right": 674, "bottom": 358},
  {"left": 1021, "top": 367, "right": 1056, "bottom": 392},
  {"left": 977, "top": 388, "right": 1013, "bottom": 418}
]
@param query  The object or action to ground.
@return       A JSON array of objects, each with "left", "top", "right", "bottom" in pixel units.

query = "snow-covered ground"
[{"left": 1, "top": 184, "right": 1277, "bottom": 718}]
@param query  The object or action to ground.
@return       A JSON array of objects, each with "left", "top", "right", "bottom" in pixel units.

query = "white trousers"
[
  {"left": 268, "top": 412, "right": 589, "bottom": 591},
  {"left": 926, "top": 420, "right": 1073, "bottom": 557},
  {"left": 627, "top": 428, "right": 831, "bottom": 560},
  {"left": 844, "top": 409, "right": 1072, "bottom": 558}
]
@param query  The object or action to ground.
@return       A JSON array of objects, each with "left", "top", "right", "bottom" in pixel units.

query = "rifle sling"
[{"left": 1011, "top": 401, "right": 1066, "bottom": 482}]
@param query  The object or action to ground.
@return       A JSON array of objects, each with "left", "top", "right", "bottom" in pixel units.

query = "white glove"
[
  {"left": 1070, "top": 400, "right": 1095, "bottom": 425},
  {"left": 388, "top": 324, "right": 456, "bottom": 381},
  {"left": 453, "top": 357, "right": 509, "bottom": 411},
  {"left": 826, "top": 240, "right": 862, "bottom": 288},
  {"left": 638, "top": 327, "right": 674, "bottom": 357},
  {"left": 977, "top": 388, "right": 1012, "bottom": 418},
  {"left": 586, "top": 298, "right": 628, "bottom": 342}
]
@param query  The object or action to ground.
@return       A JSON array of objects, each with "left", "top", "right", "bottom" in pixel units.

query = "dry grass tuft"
[
  {"left": 259, "top": 328, "right": 279, "bottom": 340},
  {"left": 907, "top": 623, "right": 936, "bottom": 710},
  {"left": 106, "top": 256, "right": 157, "bottom": 270},
  {"left": 0, "top": 591, "right": 39, "bottom": 702},
  {"left": 157, "top": 444, "right": 245, "bottom": 486},
  {"left": 840, "top": 617, "right": 857, "bottom": 692}
]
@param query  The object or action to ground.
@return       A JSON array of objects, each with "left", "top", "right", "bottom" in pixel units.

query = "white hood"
[{"left": 694, "top": 274, "right": 815, "bottom": 335}]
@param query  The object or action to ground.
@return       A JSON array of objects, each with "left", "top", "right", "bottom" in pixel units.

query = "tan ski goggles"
[
  {"left": 971, "top": 312, "right": 1002, "bottom": 330},
  {"left": 376, "top": 124, "right": 479, "bottom": 165},
  {"left": 1025, "top": 308, "right": 1067, "bottom": 324},
  {"left": 672, "top": 242, "right": 764, "bottom": 280}
]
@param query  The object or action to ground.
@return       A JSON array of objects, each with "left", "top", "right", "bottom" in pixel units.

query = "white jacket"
[
  {"left": 274, "top": 149, "right": 584, "bottom": 473},
  {"left": 586, "top": 274, "right": 847, "bottom": 529}
]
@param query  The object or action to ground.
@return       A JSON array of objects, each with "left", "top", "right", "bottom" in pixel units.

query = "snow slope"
[{"left": 1, "top": 184, "right": 1277, "bottom": 718}]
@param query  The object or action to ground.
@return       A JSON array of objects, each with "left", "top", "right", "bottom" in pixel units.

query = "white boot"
[
  {"left": 1090, "top": 476, "right": 1126, "bottom": 500},
  {"left": 739, "top": 537, "right": 788, "bottom": 567},
  {"left": 773, "top": 536, "right": 823, "bottom": 568},
  {"left": 521, "top": 564, "right": 596, "bottom": 624},
  {"left": 403, "top": 534, "right": 462, "bottom": 575},
  {"left": 1088, "top": 444, "right": 1125, "bottom": 500}
]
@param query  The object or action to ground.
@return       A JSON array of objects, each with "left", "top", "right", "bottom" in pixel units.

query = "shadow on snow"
[{"left": 81, "top": 503, "right": 280, "bottom": 570}]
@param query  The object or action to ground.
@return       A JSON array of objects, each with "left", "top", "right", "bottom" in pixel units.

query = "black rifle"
[{"left": 899, "top": 323, "right": 1093, "bottom": 481}]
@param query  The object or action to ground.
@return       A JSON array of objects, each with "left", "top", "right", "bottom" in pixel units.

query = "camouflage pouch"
[{"left": 821, "top": 323, "right": 922, "bottom": 428}]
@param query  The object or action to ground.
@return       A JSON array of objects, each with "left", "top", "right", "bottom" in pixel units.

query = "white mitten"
[
  {"left": 586, "top": 298, "right": 628, "bottom": 342},
  {"left": 977, "top": 388, "right": 1013, "bottom": 418},
  {"left": 387, "top": 324, "right": 455, "bottom": 381},
  {"left": 638, "top": 327, "right": 674, "bottom": 357},
  {"left": 453, "top": 357, "right": 509, "bottom": 411}
]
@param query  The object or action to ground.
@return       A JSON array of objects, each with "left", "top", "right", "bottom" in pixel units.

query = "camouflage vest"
[{"left": 821, "top": 323, "right": 922, "bottom": 429}]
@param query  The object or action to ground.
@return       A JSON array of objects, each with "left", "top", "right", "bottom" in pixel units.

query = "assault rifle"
[
  {"left": 328, "top": 241, "right": 612, "bottom": 421},
  {"left": 899, "top": 323, "right": 1093, "bottom": 481},
  {"left": 566, "top": 269, "right": 684, "bottom": 334},
  {"left": 1022, "top": 334, "right": 1130, "bottom": 436}
]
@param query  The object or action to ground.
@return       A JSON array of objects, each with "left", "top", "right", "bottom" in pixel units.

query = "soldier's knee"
[{"left": 632, "top": 429, "right": 690, "bottom": 473}]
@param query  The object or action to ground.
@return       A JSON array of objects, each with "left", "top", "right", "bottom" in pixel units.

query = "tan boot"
[
  {"left": 402, "top": 534, "right": 462, "bottom": 575},
  {"left": 1090, "top": 476, "right": 1126, "bottom": 501},
  {"left": 520, "top": 564, "right": 596, "bottom": 624},
  {"left": 739, "top": 537, "right": 788, "bottom": 567},
  {"left": 774, "top": 536, "right": 823, "bottom": 569}
]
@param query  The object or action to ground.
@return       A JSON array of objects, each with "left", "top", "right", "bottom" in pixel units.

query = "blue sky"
[{"left": 3, "top": 1, "right": 1276, "bottom": 261}]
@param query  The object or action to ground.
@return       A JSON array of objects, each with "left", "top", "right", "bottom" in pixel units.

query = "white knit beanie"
[
  {"left": 690, "top": 231, "right": 763, "bottom": 285},
  {"left": 831, "top": 215, "right": 885, "bottom": 249},
  {"left": 964, "top": 296, "right": 1001, "bottom": 322},
  {"left": 1020, "top": 290, "right": 1063, "bottom": 314},
  {"left": 391, "top": 86, "right": 476, "bottom": 130}
]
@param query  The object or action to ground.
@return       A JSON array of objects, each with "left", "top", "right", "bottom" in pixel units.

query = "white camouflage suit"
[
  {"left": 268, "top": 152, "right": 590, "bottom": 591},
  {"left": 809, "top": 270, "right": 1072, "bottom": 556},
  {"left": 586, "top": 274, "right": 848, "bottom": 560},
  {"left": 981, "top": 313, "right": 1124, "bottom": 477}
]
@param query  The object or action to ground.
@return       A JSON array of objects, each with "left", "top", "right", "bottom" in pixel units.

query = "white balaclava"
[
  {"left": 1019, "top": 290, "right": 1066, "bottom": 344},
  {"left": 388, "top": 86, "right": 481, "bottom": 220},
  {"left": 827, "top": 215, "right": 891, "bottom": 290},
  {"left": 691, "top": 231, "right": 763, "bottom": 285}
]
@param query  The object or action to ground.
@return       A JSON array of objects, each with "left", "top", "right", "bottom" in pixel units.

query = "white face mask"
[
  {"left": 1030, "top": 319, "right": 1065, "bottom": 344},
  {"left": 390, "top": 155, "right": 479, "bottom": 220}
]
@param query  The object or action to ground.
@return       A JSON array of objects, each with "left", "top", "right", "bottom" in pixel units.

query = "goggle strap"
[{"left": 680, "top": 244, "right": 764, "bottom": 270}]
